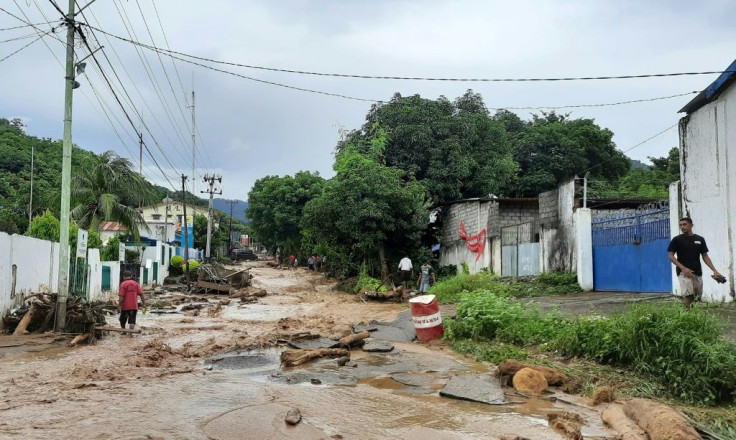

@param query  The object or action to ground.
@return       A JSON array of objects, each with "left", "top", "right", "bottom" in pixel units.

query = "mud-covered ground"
[{"left": 0, "top": 263, "right": 617, "bottom": 440}]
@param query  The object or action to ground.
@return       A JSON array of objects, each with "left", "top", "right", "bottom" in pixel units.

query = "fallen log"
[
  {"left": 623, "top": 398, "right": 702, "bottom": 440},
  {"left": 280, "top": 348, "right": 349, "bottom": 367},
  {"left": 339, "top": 330, "right": 370, "bottom": 347},
  {"left": 95, "top": 326, "right": 142, "bottom": 334},
  {"left": 601, "top": 404, "right": 648, "bottom": 440},
  {"left": 12, "top": 305, "right": 35, "bottom": 336},
  {"left": 68, "top": 333, "right": 90, "bottom": 346}
]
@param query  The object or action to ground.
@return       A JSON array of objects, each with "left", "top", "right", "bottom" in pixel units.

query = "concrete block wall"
[{"left": 539, "top": 188, "right": 559, "bottom": 228}]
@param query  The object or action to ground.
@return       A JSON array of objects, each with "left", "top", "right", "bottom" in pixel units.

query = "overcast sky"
[{"left": 1, "top": 0, "right": 734, "bottom": 201}]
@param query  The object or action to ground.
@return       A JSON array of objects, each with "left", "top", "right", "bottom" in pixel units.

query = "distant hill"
[
  {"left": 630, "top": 159, "right": 651, "bottom": 171},
  {"left": 213, "top": 198, "right": 249, "bottom": 222}
]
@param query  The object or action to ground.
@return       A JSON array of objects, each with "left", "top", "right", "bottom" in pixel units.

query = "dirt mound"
[
  {"left": 512, "top": 367, "right": 548, "bottom": 394},
  {"left": 592, "top": 386, "right": 616, "bottom": 405},
  {"left": 623, "top": 398, "right": 702, "bottom": 440},
  {"left": 547, "top": 412, "right": 583, "bottom": 440},
  {"left": 498, "top": 359, "right": 569, "bottom": 386}
]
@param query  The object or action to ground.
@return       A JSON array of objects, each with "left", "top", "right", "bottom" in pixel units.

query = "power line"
[
  {"left": 79, "top": 25, "right": 735, "bottom": 83},
  {"left": 488, "top": 91, "right": 698, "bottom": 111},
  {"left": 0, "top": 30, "right": 50, "bottom": 63}
]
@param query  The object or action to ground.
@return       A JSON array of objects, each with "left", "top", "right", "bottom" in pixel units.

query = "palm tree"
[{"left": 70, "top": 151, "right": 153, "bottom": 239}]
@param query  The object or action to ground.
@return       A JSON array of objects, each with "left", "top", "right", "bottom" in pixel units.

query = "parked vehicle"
[{"left": 230, "top": 248, "right": 258, "bottom": 261}]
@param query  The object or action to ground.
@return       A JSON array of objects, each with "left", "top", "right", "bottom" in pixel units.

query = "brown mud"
[{"left": 0, "top": 263, "right": 616, "bottom": 439}]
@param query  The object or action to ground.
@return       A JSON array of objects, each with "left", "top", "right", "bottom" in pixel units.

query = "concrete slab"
[
  {"left": 269, "top": 371, "right": 357, "bottom": 387},
  {"left": 287, "top": 337, "right": 339, "bottom": 350},
  {"left": 362, "top": 341, "right": 394, "bottom": 352},
  {"left": 440, "top": 374, "right": 506, "bottom": 405}
]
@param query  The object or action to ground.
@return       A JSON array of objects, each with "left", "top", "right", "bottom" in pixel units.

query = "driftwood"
[
  {"left": 339, "top": 330, "right": 370, "bottom": 347},
  {"left": 68, "top": 333, "right": 90, "bottom": 346},
  {"left": 623, "top": 398, "right": 702, "bottom": 440},
  {"left": 280, "top": 348, "right": 349, "bottom": 367},
  {"left": 95, "top": 326, "right": 142, "bottom": 334},
  {"left": 601, "top": 404, "right": 648, "bottom": 440},
  {"left": 12, "top": 305, "right": 34, "bottom": 335}
]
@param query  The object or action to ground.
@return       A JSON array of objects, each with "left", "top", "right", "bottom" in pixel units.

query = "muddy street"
[{"left": 0, "top": 264, "right": 615, "bottom": 439}]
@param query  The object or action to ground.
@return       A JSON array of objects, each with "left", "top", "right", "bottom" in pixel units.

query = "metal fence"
[
  {"left": 69, "top": 263, "right": 89, "bottom": 298},
  {"left": 592, "top": 208, "right": 670, "bottom": 246},
  {"left": 501, "top": 220, "right": 540, "bottom": 277}
]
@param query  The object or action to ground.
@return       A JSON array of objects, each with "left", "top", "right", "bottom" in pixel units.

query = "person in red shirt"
[{"left": 118, "top": 271, "right": 146, "bottom": 332}]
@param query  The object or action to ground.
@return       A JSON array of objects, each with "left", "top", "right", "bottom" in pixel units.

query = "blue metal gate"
[{"left": 592, "top": 208, "right": 672, "bottom": 292}]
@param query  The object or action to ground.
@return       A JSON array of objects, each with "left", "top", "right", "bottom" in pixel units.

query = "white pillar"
[
  {"left": 575, "top": 208, "right": 594, "bottom": 291},
  {"left": 669, "top": 181, "right": 681, "bottom": 296}
]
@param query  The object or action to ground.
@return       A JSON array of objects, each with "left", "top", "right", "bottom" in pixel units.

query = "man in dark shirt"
[{"left": 667, "top": 217, "right": 723, "bottom": 308}]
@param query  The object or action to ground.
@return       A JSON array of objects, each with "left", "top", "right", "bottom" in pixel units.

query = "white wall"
[
  {"left": 0, "top": 233, "right": 61, "bottom": 318},
  {"left": 101, "top": 261, "right": 121, "bottom": 294},
  {"left": 574, "top": 208, "right": 593, "bottom": 290},
  {"left": 680, "top": 86, "right": 736, "bottom": 302},
  {"left": 539, "top": 179, "right": 577, "bottom": 273},
  {"left": 87, "top": 249, "right": 106, "bottom": 302},
  {"left": 439, "top": 200, "right": 493, "bottom": 274},
  {"left": 669, "top": 181, "right": 682, "bottom": 296}
]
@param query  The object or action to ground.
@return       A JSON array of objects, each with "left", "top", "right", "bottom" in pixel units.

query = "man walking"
[
  {"left": 667, "top": 217, "right": 725, "bottom": 308},
  {"left": 118, "top": 271, "right": 146, "bottom": 333},
  {"left": 416, "top": 260, "right": 436, "bottom": 294},
  {"left": 398, "top": 256, "right": 413, "bottom": 290}
]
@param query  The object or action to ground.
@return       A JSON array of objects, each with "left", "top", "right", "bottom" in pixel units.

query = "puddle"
[
  {"left": 223, "top": 304, "right": 316, "bottom": 321},
  {"left": 204, "top": 348, "right": 282, "bottom": 373}
]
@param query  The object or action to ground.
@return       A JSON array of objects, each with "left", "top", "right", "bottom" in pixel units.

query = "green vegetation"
[
  {"left": 430, "top": 272, "right": 581, "bottom": 303},
  {"left": 100, "top": 235, "right": 121, "bottom": 261},
  {"left": 446, "top": 292, "right": 736, "bottom": 405},
  {"left": 353, "top": 264, "right": 387, "bottom": 293}
]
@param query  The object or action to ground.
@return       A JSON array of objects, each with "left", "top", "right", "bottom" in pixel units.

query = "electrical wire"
[
  {"left": 82, "top": 24, "right": 733, "bottom": 83},
  {"left": 0, "top": 29, "right": 50, "bottom": 62},
  {"left": 488, "top": 92, "right": 698, "bottom": 111}
]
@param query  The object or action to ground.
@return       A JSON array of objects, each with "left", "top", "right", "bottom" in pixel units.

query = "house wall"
[
  {"left": 439, "top": 201, "right": 493, "bottom": 273},
  {"left": 0, "top": 233, "right": 60, "bottom": 321},
  {"left": 539, "top": 179, "right": 577, "bottom": 273},
  {"left": 102, "top": 261, "right": 121, "bottom": 294},
  {"left": 679, "top": 86, "right": 736, "bottom": 302}
]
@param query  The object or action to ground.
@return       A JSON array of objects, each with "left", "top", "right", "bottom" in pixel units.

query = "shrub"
[
  {"left": 169, "top": 255, "right": 184, "bottom": 275},
  {"left": 436, "top": 264, "right": 458, "bottom": 280},
  {"left": 430, "top": 272, "right": 498, "bottom": 303},
  {"left": 445, "top": 290, "right": 563, "bottom": 346},
  {"left": 182, "top": 260, "right": 200, "bottom": 273},
  {"left": 552, "top": 303, "right": 736, "bottom": 404},
  {"left": 460, "top": 262, "right": 470, "bottom": 275},
  {"left": 353, "top": 264, "right": 386, "bottom": 293}
]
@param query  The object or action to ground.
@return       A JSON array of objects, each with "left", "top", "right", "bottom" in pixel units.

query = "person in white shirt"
[{"left": 398, "top": 256, "right": 413, "bottom": 290}]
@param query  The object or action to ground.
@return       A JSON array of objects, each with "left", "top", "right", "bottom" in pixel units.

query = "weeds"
[
  {"left": 353, "top": 264, "right": 386, "bottom": 293},
  {"left": 445, "top": 292, "right": 736, "bottom": 405},
  {"left": 430, "top": 271, "right": 581, "bottom": 303}
]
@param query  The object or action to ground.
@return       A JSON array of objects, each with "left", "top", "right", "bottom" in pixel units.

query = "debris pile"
[{"left": 3, "top": 294, "right": 106, "bottom": 335}]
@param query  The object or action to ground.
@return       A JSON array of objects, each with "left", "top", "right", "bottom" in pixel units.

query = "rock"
[
  {"left": 499, "top": 360, "right": 569, "bottom": 386},
  {"left": 500, "top": 436, "right": 531, "bottom": 440},
  {"left": 362, "top": 341, "right": 394, "bottom": 352},
  {"left": 623, "top": 398, "right": 702, "bottom": 440},
  {"left": 512, "top": 368, "right": 548, "bottom": 395},
  {"left": 592, "top": 385, "right": 616, "bottom": 405},
  {"left": 440, "top": 374, "right": 506, "bottom": 405},
  {"left": 288, "top": 337, "right": 340, "bottom": 350},
  {"left": 218, "top": 299, "right": 231, "bottom": 306},
  {"left": 310, "top": 378, "right": 321, "bottom": 385},
  {"left": 284, "top": 408, "right": 301, "bottom": 425},
  {"left": 336, "top": 356, "right": 350, "bottom": 366},
  {"left": 253, "top": 289, "right": 267, "bottom": 297}
]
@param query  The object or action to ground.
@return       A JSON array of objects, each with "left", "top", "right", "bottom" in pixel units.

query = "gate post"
[{"left": 575, "top": 208, "right": 594, "bottom": 290}]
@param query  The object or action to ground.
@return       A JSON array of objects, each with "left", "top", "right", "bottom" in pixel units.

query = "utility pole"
[
  {"left": 55, "top": 0, "right": 78, "bottom": 331},
  {"left": 138, "top": 132, "right": 143, "bottom": 175},
  {"left": 201, "top": 174, "right": 222, "bottom": 260},
  {"left": 189, "top": 91, "right": 196, "bottom": 197},
  {"left": 28, "top": 142, "right": 34, "bottom": 229},
  {"left": 226, "top": 200, "right": 237, "bottom": 252},
  {"left": 181, "top": 175, "right": 191, "bottom": 293}
]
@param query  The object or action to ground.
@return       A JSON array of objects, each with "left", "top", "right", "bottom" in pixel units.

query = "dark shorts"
[
  {"left": 400, "top": 270, "right": 412, "bottom": 282},
  {"left": 120, "top": 309, "right": 138, "bottom": 326}
]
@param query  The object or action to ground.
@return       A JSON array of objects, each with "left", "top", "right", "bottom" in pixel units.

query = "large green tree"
[
  {"left": 501, "top": 112, "right": 630, "bottom": 197},
  {"left": 70, "top": 151, "right": 153, "bottom": 238},
  {"left": 303, "top": 131, "right": 427, "bottom": 279},
  {"left": 246, "top": 171, "right": 325, "bottom": 254},
  {"left": 342, "top": 91, "right": 517, "bottom": 205}
]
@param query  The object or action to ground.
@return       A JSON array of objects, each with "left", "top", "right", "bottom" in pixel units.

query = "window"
[{"left": 152, "top": 214, "right": 161, "bottom": 220}]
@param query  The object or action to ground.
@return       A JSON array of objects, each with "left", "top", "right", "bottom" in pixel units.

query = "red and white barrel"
[{"left": 409, "top": 294, "right": 443, "bottom": 342}]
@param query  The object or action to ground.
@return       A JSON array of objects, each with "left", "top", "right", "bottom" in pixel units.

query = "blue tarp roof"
[
  {"left": 431, "top": 244, "right": 440, "bottom": 252},
  {"left": 680, "top": 59, "right": 736, "bottom": 114}
]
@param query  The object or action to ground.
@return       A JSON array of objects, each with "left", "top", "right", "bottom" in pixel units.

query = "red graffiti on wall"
[{"left": 459, "top": 221, "right": 487, "bottom": 261}]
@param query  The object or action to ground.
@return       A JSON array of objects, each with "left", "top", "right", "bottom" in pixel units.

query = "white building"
[
  {"left": 676, "top": 59, "right": 736, "bottom": 302},
  {"left": 139, "top": 202, "right": 213, "bottom": 244}
]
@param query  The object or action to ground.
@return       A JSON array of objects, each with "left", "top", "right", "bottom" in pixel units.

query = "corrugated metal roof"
[
  {"left": 99, "top": 221, "right": 126, "bottom": 232},
  {"left": 680, "top": 59, "right": 736, "bottom": 114}
]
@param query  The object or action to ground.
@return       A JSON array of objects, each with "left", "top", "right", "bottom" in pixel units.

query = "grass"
[
  {"left": 445, "top": 291, "right": 736, "bottom": 405},
  {"left": 430, "top": 272, "right": 581, "bottom": 304}
]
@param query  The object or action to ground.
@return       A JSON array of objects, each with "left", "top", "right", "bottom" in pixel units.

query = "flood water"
[{"left": 0, "top": 264, "right": 616, "bottom": 439}]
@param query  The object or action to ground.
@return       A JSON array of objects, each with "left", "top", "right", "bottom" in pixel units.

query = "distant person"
[
  {"left": 307, "top": 255, "right": 314, "bottom": 271},
  {"left": 398, "top": 256, "right": 413, "bottom": 290},
  {"left": 275, "top": 252, "right": 281, "bottom": 265},
  {"left": 289, "top": 254, "right": 296, "bottom": 268},
  {"left": 118, "top": 271, "right": 146, "bottom": 333},
  {"left": 417, "top": 261, "right": 436, "bottom": 294},
  {"left": 667, "top": 217, "right": 725, "bottom": 308},
  {"left": 293, "top": 256, "right": 298, "bottom": 268}
]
